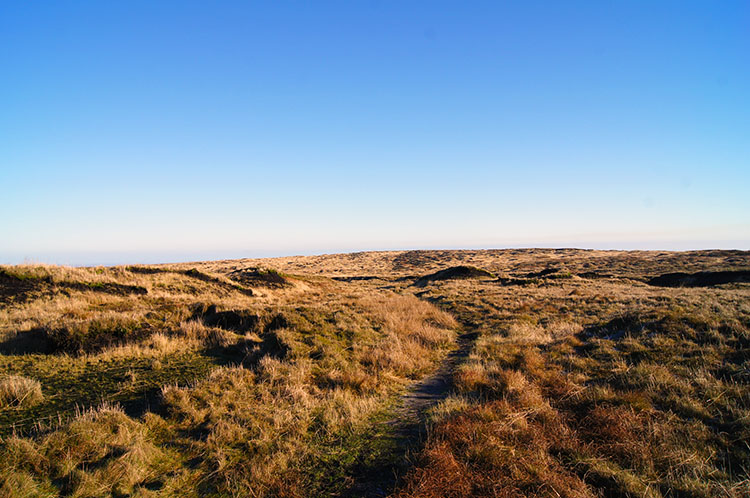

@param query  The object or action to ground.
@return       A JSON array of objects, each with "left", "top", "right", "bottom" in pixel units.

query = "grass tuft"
[{"left": 0, "top": 375, "right": 44, "bottom": 409}]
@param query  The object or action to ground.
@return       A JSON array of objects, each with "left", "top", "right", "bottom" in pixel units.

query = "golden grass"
[
  {"left": 359, "top": 294, "right": 457, "bottom": 378},
  {"left": 393, "top": 253, "right": 750, "bottom": 498},
  {"left": 0, "top": 375, "right": 43, "bottom": 410},
  {"left": 1, "top": 249, "right": 748, "bottom": 497},
  {"left": 0, "top": 260, "right": 458, "bottom": 497}
]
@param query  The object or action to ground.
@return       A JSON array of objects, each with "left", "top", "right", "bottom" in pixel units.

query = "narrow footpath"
[{"left": 344, "top": 319, "right": 479, "bottom": 497}]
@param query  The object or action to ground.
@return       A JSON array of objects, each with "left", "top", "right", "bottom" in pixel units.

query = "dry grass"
[
  {"left": 393, "top": 252, "right": 750, "bottom": 498},
  {"left": 0, "top": 375, "right": 43, "bottom": 410},
  {"left": 1, "top": 249, "right": 748, "bottom": 497},
  {"left": 1, "top": 403, "right": 178, "bottom": 497},
  {"left": 359, "top": 294, "right": 457, "bottom": 378},
  {"left": 0, "top": 260, "right": 458, "bottom": 497}
]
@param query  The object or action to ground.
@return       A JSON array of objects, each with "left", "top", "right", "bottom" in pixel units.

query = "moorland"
[{"left": 1, "top": 248, "right": 748, "bottom": 497}]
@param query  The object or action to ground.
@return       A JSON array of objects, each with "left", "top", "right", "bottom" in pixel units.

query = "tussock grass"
[
  {"left": 395, "top": 253, "right": 750, "bottom": 498},
  {"left": 360, "top": 294, "right": 457, "bottom": 378},
  {"left": 1, "top": 403, "right": 178, "bottom": 497},
  {"left": 0, "top": 261, "right": 458, "bottom": 497},
  {"left": 0, "top": 375, "right": 43, "bottom": 409},
  {"left": 1, "top": 250, "right": 748, "bottom": 496}
]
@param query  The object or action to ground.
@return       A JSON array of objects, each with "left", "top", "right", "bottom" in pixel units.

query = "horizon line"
[{"left": 2, "top": 242, "right": 749, "bottom": 267}]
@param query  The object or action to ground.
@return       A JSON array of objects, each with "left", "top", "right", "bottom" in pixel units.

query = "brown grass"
[
  {"left": 1, "top": 249, "right": 748, "bottom": 497},
  {"left": 393, "top": 251, "right": 750, "bottom": 498},
  {"left": 0, "top": 261, "right": 458, "bottom": 497},
  {"left": 0, "top": 375, "right": 43, "bottom": 410}
]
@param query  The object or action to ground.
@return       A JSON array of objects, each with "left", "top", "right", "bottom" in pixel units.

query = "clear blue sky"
[{"left": 1, "top": 1, "right": 748, "bottom": 265}]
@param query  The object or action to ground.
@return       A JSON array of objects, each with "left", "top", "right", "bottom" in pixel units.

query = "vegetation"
[
  {"left": 0, "top": 249, "right": 748, "bottom": 496},
  {"left": 0, "top": 262, "right": 456, "bottom": 496},
  {"left": 395, "top": 256, "right": 750, "bottom": 498},
  {"left": 0, "top": 375, "right": 43, "bottom": 410}
]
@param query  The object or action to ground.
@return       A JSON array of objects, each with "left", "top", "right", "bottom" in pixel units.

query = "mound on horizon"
[
  {"left": 414, "top": 265, "right": 495, "bottom": 286},
  {"left": 227, "top": 267, "right": 292, "bottom": 288},
  {"left": 647, "top": 270, "right": 750, "bottom": 287}
]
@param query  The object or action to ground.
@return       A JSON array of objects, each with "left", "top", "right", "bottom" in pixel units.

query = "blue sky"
[{"left": 1, "top": 1, "right": 748, "bottom": 265}]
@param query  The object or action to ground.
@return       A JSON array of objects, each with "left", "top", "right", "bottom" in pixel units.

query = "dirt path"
[
  {"left": 399, "top": 330, "right": 478, "bottom": 424},
  {"left": 344, "top": 327, "right": 479, "bottom": 497}
]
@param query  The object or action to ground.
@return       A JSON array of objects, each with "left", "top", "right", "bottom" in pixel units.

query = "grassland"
[{"left": 1, "top": 249, "right": 748, "bottom": 497}]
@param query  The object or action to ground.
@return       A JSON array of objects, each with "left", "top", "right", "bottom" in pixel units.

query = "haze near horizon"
[{"left": 2, "top": 1, "right": 749, "bottom": 265}]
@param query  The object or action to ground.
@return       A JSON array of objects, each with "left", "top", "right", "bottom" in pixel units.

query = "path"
[
  {"left": 344, "top": 325, "right": 479, "bottom": 497},
  {"left": 399, "top": 330, "right": 478, "bottom": 425}
]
